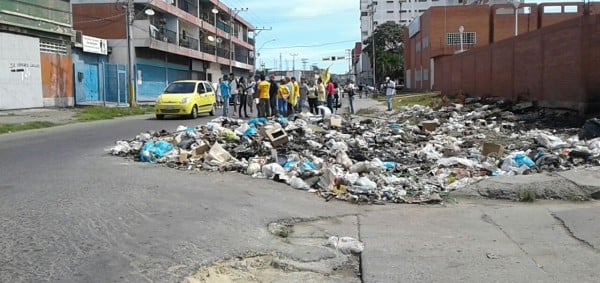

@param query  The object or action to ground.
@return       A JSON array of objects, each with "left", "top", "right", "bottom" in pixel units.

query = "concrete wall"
[
  {"left": 435, "top": 14, "right": 600, "bottom": 114},
  {"left": 0, "top": 33, "right": 43, "bottom": 109}
]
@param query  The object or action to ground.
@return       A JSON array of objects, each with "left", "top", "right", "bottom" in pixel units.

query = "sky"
[{"left": 219, "top": 0, "right": 361, "bottom": 74}]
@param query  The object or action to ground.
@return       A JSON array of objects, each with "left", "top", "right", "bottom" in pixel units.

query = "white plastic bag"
[
  {"left": 327, "top": 236, "right": 364, "bottom": 254},
  {"left": 290, "top": 176, "right": 310, "bottom": 190}
]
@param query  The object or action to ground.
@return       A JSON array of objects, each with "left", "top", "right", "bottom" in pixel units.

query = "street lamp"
[
  {"left": 254, "top": 39, "right": 275, "bottom": 75},
  {"left": 512, "top": 0, "right": 520, "bottom": 36}
]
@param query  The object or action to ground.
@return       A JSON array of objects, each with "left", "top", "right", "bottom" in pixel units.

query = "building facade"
[
  {"left": 356, "top": 0, "right": 463, "bottom": 87},
  {"left": 72, "top": 0, "right": 255, "bottom": 102},
  {"left": 0, "top": 0, "right": 74, "bottom": 109}
]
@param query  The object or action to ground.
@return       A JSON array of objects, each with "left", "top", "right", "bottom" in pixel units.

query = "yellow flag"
[{"left": 320, "top": 64, "right": 331, "bottom": 84}]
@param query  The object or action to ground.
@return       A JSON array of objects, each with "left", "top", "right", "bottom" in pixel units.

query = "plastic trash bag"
[
  {"left": 248, "top": 117, "right": 267, "bottom": 126},
  {"left": 290, "top": 176, "right": 310, "bottom": 190},
  {"left": 243, "top": 127, "right": 258, "bottom": 136},
  {"left": 110, "top": 141, "right": 131, "bottom": 155},
  {"left": 234, "top": 123, "right": 251, "bottom": 136},
  {"left": 354, "top": 177, "right": 377, "bottom": 190},
  {"left": 327, "top": 236, "right": 364, "bottom": 254},
  {"left": 246, "top": 162, "right": 261, "bottom": 175},
  {"left": 336, "top": 151, "right": 353, "bottom": 169},
  {"left": 262, "top": 163, "right": 286, "bottom": 178},
  {"left": 535, "top": 132, "right": 569, "bottom": 149},
  {"left": 317, "top": 105, "right": 332, "bottom": 119}
]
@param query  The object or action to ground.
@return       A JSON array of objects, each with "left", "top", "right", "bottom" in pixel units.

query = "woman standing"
[
  {"left": 238, "top": 77, "right": 249, "bottom": 118},
  {"left": 277, "top": 78, "right": 290, "bottom": 116}
]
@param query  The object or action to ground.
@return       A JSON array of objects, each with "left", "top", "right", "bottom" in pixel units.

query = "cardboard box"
[
  {"left": 179, "top": 150, "right": 190, "bottom": 163},
  {"left": 192, "top": 141, "right": 210, "bottom": 156},
  {"left": 420, "top": 121, "right": 438, "bottom": 132},
  {"left": 328, "top": 117, "right": 342, "bottom": 128},
  {"left": 482, "top": 142, "right": 504, "bottom": 157},
  {"left": 266, "top": 128, "right": 289, "bottom": 147}
]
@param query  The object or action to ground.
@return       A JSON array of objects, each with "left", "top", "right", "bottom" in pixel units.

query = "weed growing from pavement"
[
  {"left": 75, "top": 106, "right": 154, "bottom": 121},
  {"left": 0, "top": 121, "right": 56, "bottom": 134},
  {"left": 519, "top": 191, "right": 536, "bottom": 202},
  {"left": 375, "top": 92, "right": 442, "bottom": 109}
]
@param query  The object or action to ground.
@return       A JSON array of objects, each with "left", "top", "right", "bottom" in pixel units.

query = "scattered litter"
[{"left": 109, "top": 100, "right": 600, "bottom": 204}]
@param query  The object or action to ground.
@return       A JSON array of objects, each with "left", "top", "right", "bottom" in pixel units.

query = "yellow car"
[{"left": 155, "top": 80, "right": 217, "bottom": 119}]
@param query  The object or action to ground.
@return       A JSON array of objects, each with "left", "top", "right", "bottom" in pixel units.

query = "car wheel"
[
  {"left": 189, "top": 105, "right": 198, "bottom": 119},
  {"left": 209, "top": 103, "right": 216, "bottom": 116},
  {"left": 156, "top": 114, "right": 165, "bottom": 120}
]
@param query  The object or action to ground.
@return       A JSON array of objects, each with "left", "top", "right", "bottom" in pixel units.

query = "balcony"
[{"left": 179, "top": 34, "right": 198, "bottom": 50}]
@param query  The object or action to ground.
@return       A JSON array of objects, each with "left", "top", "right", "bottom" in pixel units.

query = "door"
[{"left": 84, "top": 64, "right": 100, "bottom": 101}]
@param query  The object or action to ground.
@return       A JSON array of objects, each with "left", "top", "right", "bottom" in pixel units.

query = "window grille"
[{"left": 446, "top": 32, "right": 476, "bottom": 45}]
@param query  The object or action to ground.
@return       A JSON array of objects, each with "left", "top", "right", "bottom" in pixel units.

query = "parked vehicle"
[{"left": 155, "top": 80, "right": 217, "bottom": 119}]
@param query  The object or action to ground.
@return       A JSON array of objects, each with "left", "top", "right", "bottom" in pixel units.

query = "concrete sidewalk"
[{"left": 0, "top": 108, "right": 78, "bottom": 125}]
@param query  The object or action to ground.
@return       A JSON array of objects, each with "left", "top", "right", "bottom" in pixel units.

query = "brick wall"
[
  {"left": 73, "top": 4, "right": 126, "bottom": 39},
  {"left": 436, "top": 14, "right": 600, "bottom": 114}
]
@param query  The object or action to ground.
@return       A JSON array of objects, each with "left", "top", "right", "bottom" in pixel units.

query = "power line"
[{"left": 262, "top": 40, "right": 356, "bottom": 50}]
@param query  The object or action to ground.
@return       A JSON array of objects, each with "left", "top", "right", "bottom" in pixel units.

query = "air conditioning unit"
[{"left": 74, "top": 31, "right": 83, "bottom": 48}]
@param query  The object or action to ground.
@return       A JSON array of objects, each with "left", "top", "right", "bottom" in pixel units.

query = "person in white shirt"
[
  {"left": 229, "top": 74, "right": 239, "bottom": 115},
  {"left": 246, "top": 76, "right": 256, "bottom": 115},
  {"left": 346, "top": 81, "right": 357, "bottom": 114},
  {"left": 384, "top": 76, "right": 396, "bottom": 111}
]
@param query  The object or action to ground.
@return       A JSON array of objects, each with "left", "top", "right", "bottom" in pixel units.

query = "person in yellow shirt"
[
  {"left": 316, "top": 78, "right": 326, "bottom": 106},
  {"left": 289, "top": 77, "right": 300, "bottom": 113},
  {"left": 277, "top": 79, "right": 290, "bottom": 116},
  {"left": 256, "top": 74, "right": 271, "bottom": 118}
]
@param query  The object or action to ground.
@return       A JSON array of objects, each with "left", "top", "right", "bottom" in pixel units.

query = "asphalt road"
[{"left": 1, "top": 114, "right": 599, "bottom": 282}]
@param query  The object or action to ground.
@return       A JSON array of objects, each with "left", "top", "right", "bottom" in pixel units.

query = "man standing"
[
  {"left": 268, "top": 75, "right": 278, "bottom": 116},
  {"left": 220, "top": 75, "right": 231, "bottom": 117},
  {"left": 326, "top": 79, "right": 335, "bottom": 112},
  {"left": 384, "top": 76, "right": 396, "bottom": 111},
  {"left": 257, "top": 74, "right": 271, "bottom": 118},
  {"left": 346, "top": 81, "right": 356, "bottom": 114},
  {"left": 246, "top": 75, "right": 256, "bottom": 115}
]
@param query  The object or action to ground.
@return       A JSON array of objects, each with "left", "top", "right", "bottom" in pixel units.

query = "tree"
[{"left": 363, "top": 21, "right": 405, "bottom": 86}]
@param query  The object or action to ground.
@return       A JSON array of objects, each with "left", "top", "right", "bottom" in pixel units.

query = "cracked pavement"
[{"left": 1, "top": 115, "right": 599, "bottom": 282}]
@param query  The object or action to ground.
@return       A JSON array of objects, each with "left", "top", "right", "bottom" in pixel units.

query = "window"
[
  {"left": 416, "top": 41, "right": 421, "bottom": 52},
  {"left": 419, "top": 0, "right": 427, "bottom": 2},
  {"left": 422, "top": 36, "right": 429, "bottom": 49},
  {"left": 361, "top": 11, "right": 368, "bottom": 16},
  {"left": 374, "top": 21, "right": 378, "bottom": 25},
  {"left": 446, "top": 32, "right": 477, "bottom": 45},
  {"left": 543, "top": 6, "right": 562, "bottom": 14},
  {"left": 415, "top": 69, "right": 422, "bottom": 82},
  {"left": 387, "top": 0, "right": 394, "bottom": 2},
  {"left": 423, "top": 69, "right": 429, "bottom": 81},
  {"left": 400, "top": 9, "right": 408, "bottom": 13},
  {"left": 564, "top": 6, "right": 578, "bottom": 13}
]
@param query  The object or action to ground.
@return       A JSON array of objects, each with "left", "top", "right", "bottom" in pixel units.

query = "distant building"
[
  {"left": 0, "top": 0, "right": 74, "bottom": 109},
  {"left": 72, "top": 0, "right": 256, "bottom": 102}
]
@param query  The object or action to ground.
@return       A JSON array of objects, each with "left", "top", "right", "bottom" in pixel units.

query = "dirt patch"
[{"left": 184, "top": 254, "right": 359, "bottom": 283}]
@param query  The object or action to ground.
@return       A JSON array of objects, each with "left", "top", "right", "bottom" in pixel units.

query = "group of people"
[{"left": 213, "top": 73, "right": 376, "bottom": 118}]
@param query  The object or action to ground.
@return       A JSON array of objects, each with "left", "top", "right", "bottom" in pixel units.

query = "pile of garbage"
[{"left": 109, "top": 100, "right": 600, "bottom": 204}]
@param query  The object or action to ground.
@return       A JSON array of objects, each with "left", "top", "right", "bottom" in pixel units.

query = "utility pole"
[
  {"left": 126, "top": 0, "right": 136, "bottom": 107},
  {"left": 290, "top": 53, "right": 298, "bottom": 73},
  {"left": 279, "top": 53, "right": 282, "bottom": 71},
  {"left": 229, "top": 7, "right": 247, "bottom": 74},
  {"left": 301, "top": 58, "right": 308, "bottom": 71},
  {"left": 370, "top": 1, "right": 376, "bottom": 89}
]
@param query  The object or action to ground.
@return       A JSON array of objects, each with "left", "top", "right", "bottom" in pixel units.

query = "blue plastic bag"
[
  {"left": 248, "top": 117, "right": 267, "bottom": 127},
  {"left": 382, "top": 161, "right": 397, "bottom": 169},
  {"left": 243, "top": 127, "right": 258, "bottom": 136},
  {"left": 514, "top": 154, "right": 535, "bottom": 168}
]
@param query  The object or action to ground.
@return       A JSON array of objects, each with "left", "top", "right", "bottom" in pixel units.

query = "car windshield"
[{"left": 164, "top": 82, "right": 196, "bottom": 94}]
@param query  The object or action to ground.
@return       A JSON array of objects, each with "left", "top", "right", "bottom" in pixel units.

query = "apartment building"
[
  {"left": 72, "top": 0, "right": 255, "bottom": 102},
  {"left": 0, "top": 0, "right": 74, "bottom": 109}
]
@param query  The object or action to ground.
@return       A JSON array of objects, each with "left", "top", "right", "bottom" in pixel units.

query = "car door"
[
  {"left": 195, "top": 82, "right": 208, "bottom": 112},
  {"left": 203, "top": 82, "right": 216, "bottom": 106}
]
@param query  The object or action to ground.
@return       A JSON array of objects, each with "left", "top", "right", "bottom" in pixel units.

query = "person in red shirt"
[{"left": 326, "top": 80, "right": 335, "bottom": 112}]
